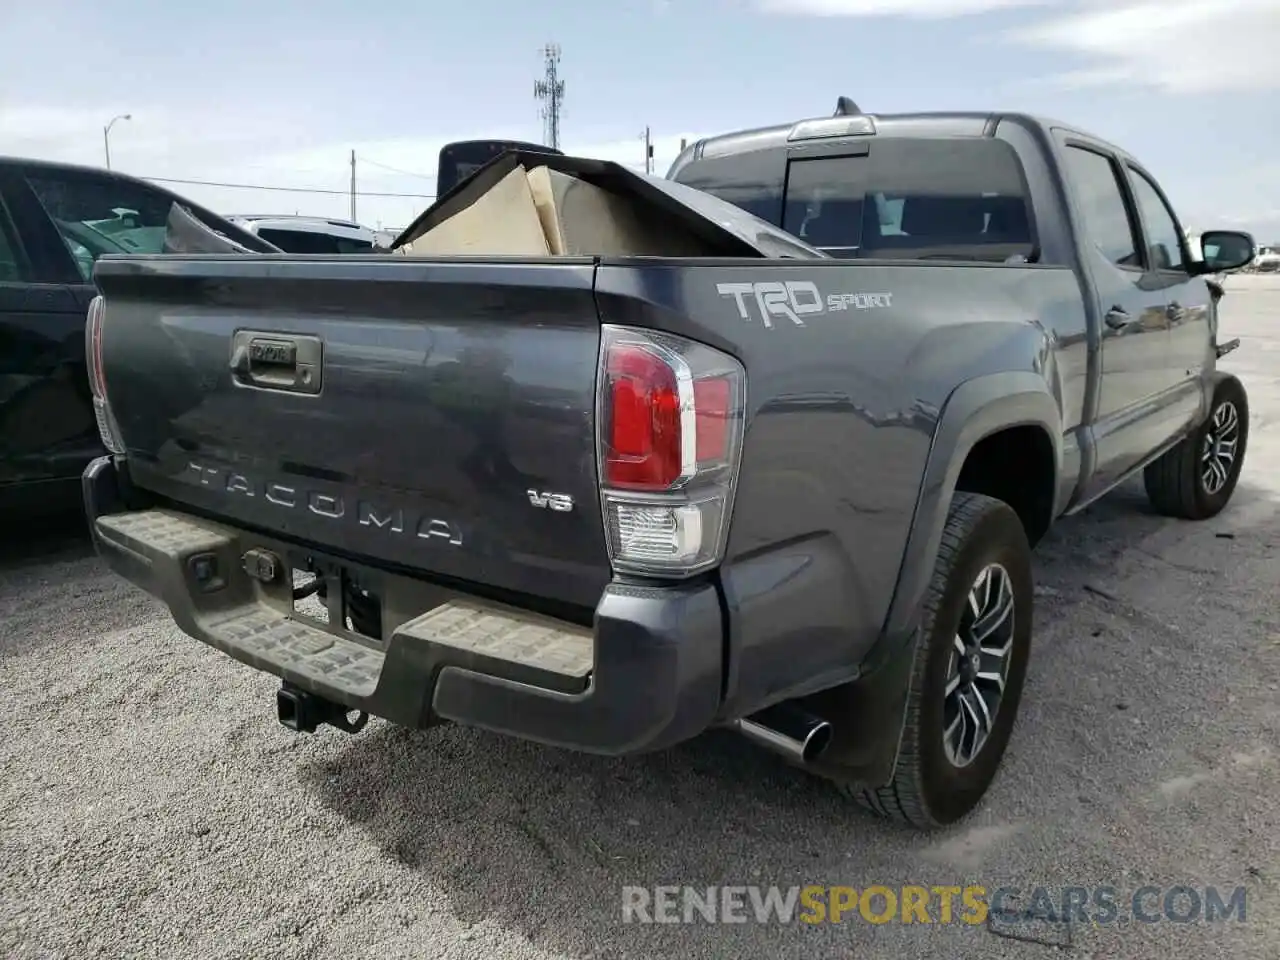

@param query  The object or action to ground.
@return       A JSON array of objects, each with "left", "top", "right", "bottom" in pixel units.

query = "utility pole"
[
  {"left": 350, "top": 150, "right": 357, "bottom": 222},
  {"left": 103, "top": 113, "right": 131, "bottom": 170},
  {"left": 642, "top": 126, "right": 653, "bottom": 174},
  {"left": 533, "top": 43, "right": 565, "bottom": 150}
]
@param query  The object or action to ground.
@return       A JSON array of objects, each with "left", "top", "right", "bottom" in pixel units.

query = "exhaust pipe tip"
[
  {"left": 733, "top": 702, "right": 833, "bottom": 764},
  {"left": 798, "top": 719, "right": 833, "bottom": 761}
]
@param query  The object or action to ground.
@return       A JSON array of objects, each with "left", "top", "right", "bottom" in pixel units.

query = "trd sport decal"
[{"left": 715, "top": 280, "right": 893, "bottom": 328}]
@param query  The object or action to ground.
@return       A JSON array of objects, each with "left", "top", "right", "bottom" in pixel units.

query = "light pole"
[{"left": 103, "top": 114, "right": 131, "bottom": 170}]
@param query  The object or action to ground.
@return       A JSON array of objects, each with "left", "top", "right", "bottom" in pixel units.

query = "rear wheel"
[
  {"left": 1144, "top": 377, "right": 1248, "bottom": 520},
  {"left": 346, "top": 584, "right": 383, "bottom": 639},
  {"left": 850, "top": 492, "right": 1033, "bottom": 829},
  {"left": 311, "top": 577, "right": 383, "bottom": 639}
]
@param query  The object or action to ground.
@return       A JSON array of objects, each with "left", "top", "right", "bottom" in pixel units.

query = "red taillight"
[
  {"left": 85, "top": 295, "right": 125, "bottom": 455},
  {"left": 605, "top": 343, "right": 682, "bottom": 489},
  {"left": 87, "top": 296, "right": 107, "bottom": 399},
  {"left": 693, "top": 376, "right": 730, "bottom": 464},
  {"left": 603, "top": 344, "right": 737, "bottom": 491},
  {"left": 596, "top": 325, "right": 746, "bottom": 578}
]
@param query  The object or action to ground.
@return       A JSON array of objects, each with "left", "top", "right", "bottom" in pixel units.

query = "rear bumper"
[{"left": 82, "top": 456, "right": 724, "bottom": 755}]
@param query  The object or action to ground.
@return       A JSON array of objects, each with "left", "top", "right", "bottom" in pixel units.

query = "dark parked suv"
[{"left": 0, "top": 158, "right": 275, "bottom": 519}]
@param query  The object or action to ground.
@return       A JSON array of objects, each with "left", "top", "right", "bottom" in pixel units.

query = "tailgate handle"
[{"left": 230, "top": 331, "right": 322, "bottom": 395}]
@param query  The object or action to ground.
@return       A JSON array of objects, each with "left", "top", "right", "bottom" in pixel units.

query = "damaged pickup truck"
[{"left": 82, "top": 105, "right": 1257, "bottom": 828}]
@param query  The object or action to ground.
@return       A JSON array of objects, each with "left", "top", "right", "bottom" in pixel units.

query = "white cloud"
[
  {"left": 1009, "top": 0, "right": 1280, "bottom": 92},
  {"left": 757, "top": 0, "right": 1280, "bottom": 91},
  {"left": 755, "top": 0, "right": 1046, "bottom": 18},
  {"left": 0, "top": 101, "right": 702, "bottom": 231}
]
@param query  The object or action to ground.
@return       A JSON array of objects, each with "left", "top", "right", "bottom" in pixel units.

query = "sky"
[{"left": 2, "top": 0, "right": 1278, "bottom": 239}]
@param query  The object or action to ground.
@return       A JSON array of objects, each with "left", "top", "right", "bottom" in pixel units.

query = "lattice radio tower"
[{"left": 533, "top": 43, "right": 565, "bottom": 150}]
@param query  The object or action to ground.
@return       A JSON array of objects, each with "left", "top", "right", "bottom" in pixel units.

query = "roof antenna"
[{"left": 834, "top": 96, "right": 861, "bottom": 116}]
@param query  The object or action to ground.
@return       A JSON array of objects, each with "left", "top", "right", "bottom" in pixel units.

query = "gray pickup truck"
[{"left": 82, "top": 106, "right": 1256, "bottom": 829}]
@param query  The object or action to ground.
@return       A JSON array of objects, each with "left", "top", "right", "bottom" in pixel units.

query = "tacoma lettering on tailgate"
[{"left": 185, "top": 461, "right": 463, "bottom": 545}]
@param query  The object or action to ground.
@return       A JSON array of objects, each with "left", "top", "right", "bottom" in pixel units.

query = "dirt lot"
[{"left": 2, "top": 276, "right": 1278, "bottom": 960}]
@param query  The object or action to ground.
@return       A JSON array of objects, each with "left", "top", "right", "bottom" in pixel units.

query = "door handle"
[
  {"left": 1104, "top": 307, "right": 1134, "bottom": 331},
  {"left": 1166, "top": 301, "right": 1186, "bottom": 323},
  {"left": 230, "top": 331, "right": 323, "bottom": 394}
]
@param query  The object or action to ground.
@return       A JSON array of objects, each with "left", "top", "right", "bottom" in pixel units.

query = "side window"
[
  {"left": 782, "top": 156, "right": 866, "bottom": 255},
  {"left": 1062, "top": 146, "right": 1141, "bottom": 269},
  {"left": 1127, "top": 168, "right": 1185, "bottom": 271},
  {"left": 26, "top": 174, "right": 177, "bottom": 281},
  {"left": 0, "top": 201, "right": 28, "bottom": 283}
]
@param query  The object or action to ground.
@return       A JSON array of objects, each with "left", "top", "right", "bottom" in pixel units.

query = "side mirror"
[{"left": 1195, "top": 230, "right": 1256, "bottom": 274}]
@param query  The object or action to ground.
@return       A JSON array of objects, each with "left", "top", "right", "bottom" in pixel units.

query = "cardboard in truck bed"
[{"left": 391, "top": 149, "right": 825, "bottom": 260}]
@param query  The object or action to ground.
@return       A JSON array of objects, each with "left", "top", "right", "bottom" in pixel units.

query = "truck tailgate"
[{"left": 93, "top": 256, "right": 611, "bottom": 610}]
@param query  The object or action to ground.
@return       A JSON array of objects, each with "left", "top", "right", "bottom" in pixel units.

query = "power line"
[
  {"left": 357, "top": 155, "right": 436, "bottom": 181},
  {"left": 140, "top": 175, "right": 435, "bottom": 199}
]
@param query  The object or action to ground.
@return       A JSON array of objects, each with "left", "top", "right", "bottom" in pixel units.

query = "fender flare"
[
  {"left": 880, "top": 372, "right": 1064, "bottom": 650},
  {"left": 803, "top": 372, "right": 1065, "bottom": 788},
  {"left": 1207, "top": 368, "right": 1245, "bottom": 396},
  {"left": 1200, "top": 369, "right": 1247, "bottom": 429}
]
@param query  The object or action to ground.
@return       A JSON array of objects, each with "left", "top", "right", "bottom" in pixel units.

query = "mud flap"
[{"left": 798, "top": 625, "right": 921, "bottom": 788}]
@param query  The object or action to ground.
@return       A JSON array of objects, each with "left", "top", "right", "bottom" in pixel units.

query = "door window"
[
  {"left": 1127, "top": 168, "right": 1185, "bottom": 271},
  {"left": 25, "top": 174, "right": 179, "bottom": 280},
  {"left": 1062, "top": 146, "right": 1142, "bottom": 269}
]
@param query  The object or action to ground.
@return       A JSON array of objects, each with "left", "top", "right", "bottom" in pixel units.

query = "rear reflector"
[{"left": 597, "top": 325, "right": 746, "bottom": 577}]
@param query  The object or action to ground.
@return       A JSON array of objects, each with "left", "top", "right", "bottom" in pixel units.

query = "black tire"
[
  {"left": 849, "top": 492, "right": 1033, "bottom": 829},
  {"left": 346, "top": 583, "right": 383, "bottom": 639},
  {"left": 1144, "top": 377, "right": 1249, "bottom": 520}
]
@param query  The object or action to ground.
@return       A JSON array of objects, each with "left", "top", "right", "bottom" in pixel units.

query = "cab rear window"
[{"left": 675, "top": 137, "right": 1035, "bottom": 263}]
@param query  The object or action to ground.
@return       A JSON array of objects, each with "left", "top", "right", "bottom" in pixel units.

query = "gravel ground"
[{"left": 2, "top": 277, "right": 1279, "bottom": 960}]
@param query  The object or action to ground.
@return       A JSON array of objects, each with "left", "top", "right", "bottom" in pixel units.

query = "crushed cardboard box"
[
  {"left": 398, "top": 165, "right": 551, "bottom": 257},
  {"left": 398, "top": 163, "right": 713, "bottom": 258},
  {"left": 391, "top": 150, "right": 827, "bottom": 260}
]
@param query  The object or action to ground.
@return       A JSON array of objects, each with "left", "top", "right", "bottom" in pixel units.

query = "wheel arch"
[
  {"left": 1208, "top": 369, "right": 1247, "bottom": 402},
  {"left": 788, "top": 373, "right": 1063, "bottom": 794},
  {"left": 882, "top": 373, "right": 1063, "bottom": 650}
]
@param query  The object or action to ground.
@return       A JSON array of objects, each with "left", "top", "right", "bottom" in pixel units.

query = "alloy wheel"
[
  {"left": 943, "top": 563, "right": 1016, "bottom": 768},
  {"left": 1201, "top": 400, "right": 1240, "bottom": 496}
]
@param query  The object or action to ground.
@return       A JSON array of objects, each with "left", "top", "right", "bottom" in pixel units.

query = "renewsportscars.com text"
[{"left": 621, "top": 884, "right": 1248, "bottom": 925}]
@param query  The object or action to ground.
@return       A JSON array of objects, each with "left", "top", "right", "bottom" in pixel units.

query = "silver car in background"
[{"left": 225, "top": 214, "right": 380, "bottom": 253}]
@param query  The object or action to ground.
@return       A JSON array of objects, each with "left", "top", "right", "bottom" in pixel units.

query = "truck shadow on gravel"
[
  {"left": 297, "top": 476, "right": 1280, "bottom": 956},
  {"left": 0, "top": 512, "right": 93, "bottom": 570}
]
